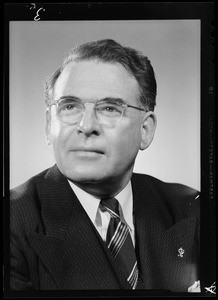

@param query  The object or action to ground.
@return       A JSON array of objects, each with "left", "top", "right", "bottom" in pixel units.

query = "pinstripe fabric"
[
  {"left": 10, "top": 165, "right": 200, "bottom": 291},
  {"left": 101, "top": 198, "right": 139, "bottom": 289}
]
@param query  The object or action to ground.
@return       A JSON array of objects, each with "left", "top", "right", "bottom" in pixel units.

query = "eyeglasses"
[{"left": 49, "top": 97, "right": 146, "bottom": 127}]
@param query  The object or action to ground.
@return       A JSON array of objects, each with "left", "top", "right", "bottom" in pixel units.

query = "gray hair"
[{"left": 44, "top": 39, "right": 157, "bottom": 111}]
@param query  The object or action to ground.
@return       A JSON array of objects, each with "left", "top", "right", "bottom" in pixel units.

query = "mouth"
[
  {"left": 73, "top": 148, "right": 104, "bottom": 154},
  {"left": 71, "top": 148, "right": 104, "bottom": 158}
]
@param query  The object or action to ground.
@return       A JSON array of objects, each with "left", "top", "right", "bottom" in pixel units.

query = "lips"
[
  {"left": 71, "top": 148, "right": 104, "bottom": 159},
  {"left": 72, "top": 148, "right": 104, "bottom": 154}
]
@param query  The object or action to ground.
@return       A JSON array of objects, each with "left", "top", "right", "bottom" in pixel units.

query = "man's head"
[{"left": 45, "top": 39, "right": 157, "bottom": 197}]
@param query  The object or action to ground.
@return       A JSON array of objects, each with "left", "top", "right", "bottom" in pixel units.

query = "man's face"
[{"left": 47, "top": 60, "right": 152, "bottom": 187}]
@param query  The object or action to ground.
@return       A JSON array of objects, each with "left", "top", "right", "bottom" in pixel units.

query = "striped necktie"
[{"left": 101, "top": 198, "right": 139, "bottom": 289}]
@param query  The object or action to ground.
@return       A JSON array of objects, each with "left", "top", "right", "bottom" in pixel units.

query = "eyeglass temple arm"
[{"left": 127, "top": 104, "right": 146, "bottom": 112}]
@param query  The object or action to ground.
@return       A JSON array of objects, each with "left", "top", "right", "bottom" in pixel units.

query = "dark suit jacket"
[{"left": 10, "top": 165, "right": 200, "bottom": 291}]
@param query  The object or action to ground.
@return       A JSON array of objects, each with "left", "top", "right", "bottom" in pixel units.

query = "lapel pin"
[{"left": 178, "top": 247, "right": 185, "bottom": 257}]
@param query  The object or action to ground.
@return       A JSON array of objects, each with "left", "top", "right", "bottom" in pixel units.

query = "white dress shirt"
[{"left": 68, "top": 180, "right": 135, "bottom": 246}]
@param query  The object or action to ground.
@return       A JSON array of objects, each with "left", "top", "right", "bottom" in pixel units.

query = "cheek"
[
  {"left": 50, "top": 115, "right": 61, "bottom": 139},
  {"left": 109, "top": 123, "right": 142, "bottom": 163},
  {"left": 50, "top": 120, "right": 72, "bottom": 155},
  {"left": 50, "top": 109, "right": 73, "bottom": 144}
]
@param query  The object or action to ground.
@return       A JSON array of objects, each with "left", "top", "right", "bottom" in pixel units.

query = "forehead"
[{"left": 54, "top": 60, "right": 140, "bottom": 102}]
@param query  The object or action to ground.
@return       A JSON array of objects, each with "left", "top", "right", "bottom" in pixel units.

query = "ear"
[
  {"left": 45, "top": 108, "right": 52, "bottom": 145},
  {"left": 140, "top": 111, "right": 157, "bottom": 150}
]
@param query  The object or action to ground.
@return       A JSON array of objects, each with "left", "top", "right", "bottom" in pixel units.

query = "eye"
[
  {"left": 58, "top": 99, "right": 81, "bottom": 111},
  {"left": 57, "top": 99, "right": 83, "bottom": 117},
  {"left": 97, "top": 102, "right": 123, "bottom": 118},
  {"left": 103, "top": 106, "right": 118, "bottom": 112},
  {"left": 61, "top": 104, "right": 75, "bottom": 111}
]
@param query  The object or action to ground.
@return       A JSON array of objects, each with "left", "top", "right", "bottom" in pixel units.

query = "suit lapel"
[
  {"left": 28, "top": 165, "right": 128, "bottom": 289},
  {"left": 132, "top": 174, "right": 198, "bottom": 291},
  {"left": 28, "top": 166, "right": 197, "bottom": 291}
]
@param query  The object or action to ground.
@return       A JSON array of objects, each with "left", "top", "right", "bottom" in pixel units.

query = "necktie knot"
[{"left": 101, "top": 198, "right": 119, "bottom": 216}]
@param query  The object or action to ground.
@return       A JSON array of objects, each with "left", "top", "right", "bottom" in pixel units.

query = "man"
[{"left": 10, "top": 39, "right": 200, "bottom": 292}]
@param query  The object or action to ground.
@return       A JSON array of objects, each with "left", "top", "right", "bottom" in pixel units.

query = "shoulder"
[
  {"left": 10, "top": 167, "right": 51, "bottom": 232},
  {"left": 132, "top": 173, "right": 200, "bottom": 219},
  {"left": 10, "top": 168, "right": 49, "bottom": 203},
  {"left": 132, "top": 173, "right": 199, "bottom": 199}
]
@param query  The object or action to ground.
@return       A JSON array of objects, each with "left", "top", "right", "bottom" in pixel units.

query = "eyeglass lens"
[{"left": 57, "top": 98, "right": 124, "bottom": 126}]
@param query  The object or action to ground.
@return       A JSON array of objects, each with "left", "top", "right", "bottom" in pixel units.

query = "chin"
[{"left": 64, "top": 168, "right": 108, "bottom": 184}]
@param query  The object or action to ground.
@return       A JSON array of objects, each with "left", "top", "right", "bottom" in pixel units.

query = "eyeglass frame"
[{"left": 47, "top": 97, "right": 147, "bottom": 127}]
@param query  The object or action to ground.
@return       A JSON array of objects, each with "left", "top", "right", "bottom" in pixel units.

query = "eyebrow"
[
  {"left": 58, "top": 95, "right": 126, "bottom": 104},
  {"left": 58, "top": 95, "right": 81, "bottom": 101}
]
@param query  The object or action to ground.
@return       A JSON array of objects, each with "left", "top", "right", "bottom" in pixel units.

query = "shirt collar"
[
  {"left": 68, "top": 180, "right": 133, "bottom": 231},
  {"left": 68, "top": 180, "right": 101, "bottom": 224}
]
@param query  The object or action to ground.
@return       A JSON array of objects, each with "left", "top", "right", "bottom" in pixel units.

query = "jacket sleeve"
[
  {"left": 10, "top": 198, "right": 35, "bottom": 290},
  {"left": 10, "top": 183, "right": 41, "bottom": 290},
  {"left": 10, "top": 228, "right": 34, "bottom": 290}
]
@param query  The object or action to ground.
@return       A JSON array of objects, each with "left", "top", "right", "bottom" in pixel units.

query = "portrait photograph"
[{"left": 4, "top": 2, "right": 215, "bottom": 298}]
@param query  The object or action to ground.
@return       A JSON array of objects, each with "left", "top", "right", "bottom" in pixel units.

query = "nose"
[{"left": 77, "top": 103, "right": 101, "bottom": 136}]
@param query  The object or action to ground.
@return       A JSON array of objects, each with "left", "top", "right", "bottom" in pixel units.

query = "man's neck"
[{"left": 68, "top": 173, "right": 132, "bottom": 199}]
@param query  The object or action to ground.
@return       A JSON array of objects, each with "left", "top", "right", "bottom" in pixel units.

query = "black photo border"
[{"left": 3, "top": 2, "right": 215, "bottom": 298}]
